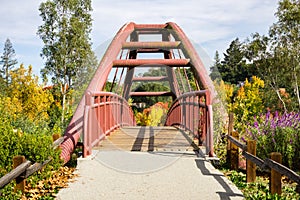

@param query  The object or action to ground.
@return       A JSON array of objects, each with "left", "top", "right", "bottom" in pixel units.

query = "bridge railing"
[
  {"left": 165, "top": 90, "right": 214, "bottom": 156},
  {"left": 83, "top": 91, "right": 136, "bottom": 157}
]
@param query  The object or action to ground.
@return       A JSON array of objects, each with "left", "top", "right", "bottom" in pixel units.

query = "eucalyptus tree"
[
  {"left": 37, "top": 0, "right": 94, "bottom": 124},
  {"left": 245, "top": 0, "right": 300, "bottom": 111}
]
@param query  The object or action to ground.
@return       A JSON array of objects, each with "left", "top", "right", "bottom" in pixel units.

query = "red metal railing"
[
  {"left": 165, "top": 90, "right": 214, "bottom": 156},
  {"left": 83, "top": 91, "right": 136, "bottom": 157}
]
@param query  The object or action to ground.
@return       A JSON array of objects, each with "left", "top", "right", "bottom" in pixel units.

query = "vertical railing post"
[
  {"left": 246, "top": 140, "right": 256, "bottom": 182},
  {"left": 13, "top": 156, "right": 26, "bottom": 192},
  {"left": 270, "top": 152, "right": 282, "bottom": 195},
  {"left": 227, "top": 113, "right": 234, "bottom": 166},
  {"left": 230, "top": 131, "right": 239, "bottom": 170},
  {"left": 83, "top": 91, "right": 92, "bottom": 157},
  {"left": 207, "top": 104, "right": 214, "bottom": 157},
  {"left": 52, "top": 133, "right": 60, "bottom": 142}
]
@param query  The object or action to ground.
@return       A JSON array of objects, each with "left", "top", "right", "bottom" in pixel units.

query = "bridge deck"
[
  {"left": 95, "top": 126, "right": 198, "bottom": 152},
  {"left": 57, "top": 126, "right": 243, "bottom": 199}
]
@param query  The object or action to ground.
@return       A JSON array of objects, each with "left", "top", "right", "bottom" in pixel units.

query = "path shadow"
[
  {"left": 195, "top": 159, "right": 244, "bottom": 200},
  {"left": 131, "top": 126, "right": 146, "bottom": 151}
]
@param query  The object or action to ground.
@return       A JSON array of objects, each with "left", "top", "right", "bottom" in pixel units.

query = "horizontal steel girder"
[
  {"left": 112, "top": 59, "right": 190, "bottom": 67},
  {"left": 122, "top": 41, "right": 181, "bottom": 50},
  {"left": 132, "top": 76, "right": 168, "bottom": 82},
  {"left": 130, "top": 91, "right": 174, "bottom": 96}
]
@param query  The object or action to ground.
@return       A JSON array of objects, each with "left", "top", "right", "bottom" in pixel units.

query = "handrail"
[
  {"left": 165, "top": 89, "right": 214, "bottom": 156},
  {"left": 226, "top": 135, "right": 300, "bottom": 186},
  {"left": 0, "top": 136, "right": 64, "bottom": 191},
  {"left": 82, "top": 91, "right": 136, "bottom": 157}
]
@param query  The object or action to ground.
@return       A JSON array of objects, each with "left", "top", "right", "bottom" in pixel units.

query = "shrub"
[{"left": 246, "top": 111, "right": 300, "bottom": 169}]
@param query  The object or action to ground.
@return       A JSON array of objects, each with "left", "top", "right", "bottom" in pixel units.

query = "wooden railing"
[
  {"left": 227, "top": 133, "right": 300, "bottom": 195},
  {"left": 0, "top": 134, "right": 64, "bottom": 193}
]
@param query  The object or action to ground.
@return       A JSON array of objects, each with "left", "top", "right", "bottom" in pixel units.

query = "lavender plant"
[{"left": 246, "top": 111, "right": 300, "bottom": 169}]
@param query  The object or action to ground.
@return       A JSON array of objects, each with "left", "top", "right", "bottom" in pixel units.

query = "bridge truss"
[{"left": 61, "top": 22, "right": 216, "bottom": 163}]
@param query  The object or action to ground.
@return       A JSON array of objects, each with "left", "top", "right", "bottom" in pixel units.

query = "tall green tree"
[
  {"left": 269, "top": 0, "right": 300, "bottom": 109},
  {"left": 37, "top": 0, "right": 94, "bottom": 124},
  {"left": 220, "top": 38, "right": 249, "bottom": 84},
  {"left": 0, "top": 38, "right": 18, "bottom": 87},
  {"left": 245, "top": 0, "right": 300, "bottom": 111},
  {"left": 246, "top": 33, "right": 290, "bottom": 111},
  {"left": 210, "top": 51, "right": 222, "bottom": 81}
]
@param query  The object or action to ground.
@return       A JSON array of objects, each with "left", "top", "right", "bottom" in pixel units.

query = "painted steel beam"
[
  {"left": 136, "top": 49, "right": 166, "bottom": 53},
  {"left": 122, "top": 41, "right": 181, "bottom": 50},
  {"left": 113, "top": 59, "right": 190, "bottom": 67},
  {"left": 132, "top": 76, "right": 168, "bottom": 82},
  {"left": 130, "top": 91, "right": 174, "bottom": 96},
  {"left": 134, "top": 24, "right": 167, "bottom": 29}
]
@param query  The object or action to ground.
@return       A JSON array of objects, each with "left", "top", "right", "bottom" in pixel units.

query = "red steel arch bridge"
[{"left": 60, "top": 22, "right": 216, "bottom": 163}]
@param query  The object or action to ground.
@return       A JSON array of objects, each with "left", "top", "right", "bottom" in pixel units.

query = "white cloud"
[{"left": 0, "top": 0, "right": 279, "bottom": 75}]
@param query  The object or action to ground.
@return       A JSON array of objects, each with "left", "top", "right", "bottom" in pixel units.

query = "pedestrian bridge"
[{"left": 60, "top": 22, "right": 216, "bottom": 163}]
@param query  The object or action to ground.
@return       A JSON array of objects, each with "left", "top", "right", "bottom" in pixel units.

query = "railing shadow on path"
[{"left": 194, "top": 159, "right": 244, "bottom": 200}]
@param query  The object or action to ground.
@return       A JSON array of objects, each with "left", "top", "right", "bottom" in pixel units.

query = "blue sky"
[{"left": 0, "top": 0, "right": 279, "bottom": 78}]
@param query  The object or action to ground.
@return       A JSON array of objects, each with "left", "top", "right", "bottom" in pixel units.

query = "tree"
[
  {"left": 37, "top": 0, "right": 94, "bottom": 124},
  {"left": 7, "top": 64, "right": 54, "bottom": 122},
  {"left": 269, "top": 0, "right": 300, "bottom": 109},
  {"left": 210, "top": 51, "right": 222, "bottom": 81},
  {"left": 231, "top": 76, "right": 265, "bottom": 132},
  {"left": 0, "top": 38, "right": 18, "bottom": 87},
  {"left": 219, "top": 38, "right": 249, "bottom": 84},
  {"left": 245, "top": 0, "right": 300, "bottom": 111}
]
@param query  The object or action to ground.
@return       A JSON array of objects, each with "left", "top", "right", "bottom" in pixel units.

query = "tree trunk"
[
  {"left": 61, "top": 83, "right": 66, "bottom": 125},
  {"left": 293, "top": 71, "right": 300, "bottom": 110},
  {"left": 269, "top": 85, "right": 286, "bottom": 112}
]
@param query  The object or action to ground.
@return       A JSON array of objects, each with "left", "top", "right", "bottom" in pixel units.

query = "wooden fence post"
[
  {"left": 246, "top": 140, "right": 256, "bottom": 182},
  {"left": 52, "top": 133, "right": 60, "bottom": 142},
  {"left": 270, "top": 152, "right": 282, "bottom": 195},
  {"left": 230, "top": 131, "right": 239, "bottom": 170},
  {"left": 227, "top": 113, "right": 234, "bottom": 166},
  {"left": 13, "top": 156, "right": 26, "bottom": 192}
]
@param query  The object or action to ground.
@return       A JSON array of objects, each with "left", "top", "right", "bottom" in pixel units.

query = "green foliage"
[
  {"left": 132, "top": 82, "right": 172, "bottom": 108},
  {"left": 212, "top": 80, "right": 231, "bottom": 166},
  {"left": 225, "top": 170, "right": 300, "bottom": 199},
  {"left": 135, "top": 102, "right": 168, "bottom": 126},
  {"left": 245, "top": 0, "right": 300, "bottom": 112},
  {"left": 210, "top": 51, "right": 222, "bottom": 81},
  {"left": 231, "top": 76, "right": 265, "bottom": 132},
  {"left": 219, "top": 38, "right": 250, "bottom": 85},
  {"left": 246, "top": 111, "right": 300, "bottom": 169},
  {"left": 0, "top": 38, "right": 18, "bottom": 88},
  {"left": 0, "top": 65, "right": 63, "bottom": 198},
  {"left": 0, "top": 116, "right": 61, "bottom": 198},
  {"left": 37, "top": 0, "right": 95, "bottom": 125}
]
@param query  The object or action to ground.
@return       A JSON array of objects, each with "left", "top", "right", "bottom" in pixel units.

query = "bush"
[
  {"left": 246, "top": 111, "right": 300, "bottom": 169},
  {"left": 0, "top": 114, "right": 62, "bottom": 199}
]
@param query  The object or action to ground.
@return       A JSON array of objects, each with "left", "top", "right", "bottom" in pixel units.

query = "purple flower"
[
  {"left": 241, "top": 137, "right": 246, "bottom": 142},
  {"left": 254, "top": 121, "right": 259, "bottom": 128}
]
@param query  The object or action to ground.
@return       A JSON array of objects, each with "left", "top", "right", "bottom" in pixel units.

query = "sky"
[{"left": 0, "top": 0, "right": 280, "bottom": 78}]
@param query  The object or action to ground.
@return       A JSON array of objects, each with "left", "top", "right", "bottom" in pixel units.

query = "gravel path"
[{"left": 56, "top": 150, "right": 244, "bottom": 200}]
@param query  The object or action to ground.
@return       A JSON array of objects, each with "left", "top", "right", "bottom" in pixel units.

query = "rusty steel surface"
[{"left": 61, "top": 22, "right": 216, "bottom": 163}]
